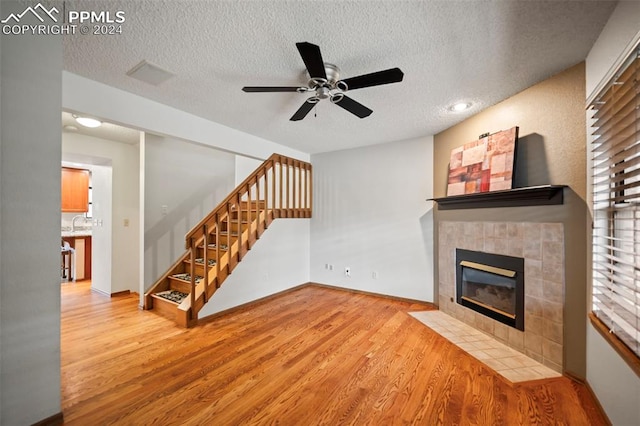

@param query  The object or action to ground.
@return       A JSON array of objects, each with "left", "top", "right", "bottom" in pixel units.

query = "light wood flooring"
[{"left": 61, "top": 281, "right": 607, "bottom": 425}]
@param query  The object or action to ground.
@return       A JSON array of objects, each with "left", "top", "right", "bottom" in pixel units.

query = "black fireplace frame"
[{"left": 455, "top": 248, "right": 525, "bottom": 331}]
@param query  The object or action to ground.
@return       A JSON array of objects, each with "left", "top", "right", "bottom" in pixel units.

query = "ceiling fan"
[{"left": 242, "top": 42, "right": 404, "bottom": 121}]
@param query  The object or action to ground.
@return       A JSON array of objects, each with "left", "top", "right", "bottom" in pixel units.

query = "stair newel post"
[
  {"left": 202, "top": 225, "right": 209, "bottom": 303},
  {"left": 189, "top": 238, "right": 196, "bottom": 321}
]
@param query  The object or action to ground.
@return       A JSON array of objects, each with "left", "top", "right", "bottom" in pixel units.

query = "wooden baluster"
[
  {"left": 300, "top": 163, "right": 307, "bottom": 213},
  {"left": 202, "top": 225, "right": 208, "bottom": 302},
  {"left": 215, "top": 214, "right": 220, "bottom": 288},
  {"left": 279, "top": 158, "right": 283, "bottom": 214},
  {"left": 189, "top": 238, "right": 196, "bottom": 322},
  {"left": 286, "top": 159, "right": 291, "bottom": 215},
  {"left": 292, "top": 160, "right": 296, "bottom": 214},
  {"left": 237, "top": 192, "right": 243, "bottom": 259},
  {"left": 271, "top": 159, "right": 276, "bottom": 214},
  {"left": 254, "top": 176, "right": 257, "bottom": 236},
  {"left": 264, "top": 165, "right": 270, "bottom": 227},
  {"left": 304, "top": 166, "right": 308, "bottom": 211},
  {"left": 308, "top": 164, "right": 313, "bottom": 217},
  {"left": 297, "top": 162, "right": 302, "bottom": 216},
  {"left": 247, "top": 181, "right": 253, "bottom": 242}
]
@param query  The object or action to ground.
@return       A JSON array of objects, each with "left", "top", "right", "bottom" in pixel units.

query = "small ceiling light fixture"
[
  {"left": 450, "top": 102, "right": 472, "bottom": 112},
  {"left": 74, "top": 115, "right": 102, "bottom": 128}
]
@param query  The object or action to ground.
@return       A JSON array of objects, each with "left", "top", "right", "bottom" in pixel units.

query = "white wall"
[
  {"left": 310, "top": 137, "right": 434, "bottom": 301},
  {"left": 0, "top": 2, "right": 62, "bottom": 422},
  {"left": 198, "top": 219, "right": 310, "bottom": 317},
  {"left": 90, "top": 164, "right": 113, "bottom": 295},
  {"left": 63, "top": 133, "right": 141, "bottom": 294},
  {"left": 585, "top": 2, "right": 640, "bottom": 425},
  {"left": 144, "top": 134, "right": 236, "bottom": 289}
]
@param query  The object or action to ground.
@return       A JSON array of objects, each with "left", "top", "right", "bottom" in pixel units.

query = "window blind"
[{"left": 590, "top": 49, "right": 640, "bottom": 359}]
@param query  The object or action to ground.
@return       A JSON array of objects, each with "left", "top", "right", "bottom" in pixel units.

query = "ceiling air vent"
[{"left": 126, "top": 60, "right": 175, "bottom": 86}]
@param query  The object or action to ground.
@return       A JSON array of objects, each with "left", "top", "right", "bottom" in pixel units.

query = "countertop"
[{"left": 62, "top": 230, "right": 92, "bottom": 238}]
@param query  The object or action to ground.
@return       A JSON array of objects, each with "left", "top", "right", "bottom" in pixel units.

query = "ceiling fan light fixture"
[
  {"left": 74, "top": 115, "right": 102, "bottom": 128},
  {"left": 330, "top": 93, "right": 344, "bottom": 104},
  {"left": 450, "top": 102, "right": 472, "bottom": 112},
  {"left": 242, "top": 42, "right": 404, "bottom": 121}
]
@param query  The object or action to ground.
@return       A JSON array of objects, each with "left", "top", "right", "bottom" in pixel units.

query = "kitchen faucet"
[{"left": 71, "top": 214, "right": 86, "bottom": 232}]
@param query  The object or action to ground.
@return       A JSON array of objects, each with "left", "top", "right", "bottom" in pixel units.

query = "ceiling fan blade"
[
  {"left": 296, "top": 42, "right": 327, "bottom": 80},
  {"left": 339, "top": 67, "right": 404, "bottom": 91},
  {"left": 333, "top": 95, "right": 373, "bottom": 118},
  {"left": 242, "top": 86, "right": 302, "bottom": 92},
  {"left": 290, "top": 100, "right": 316, "bottom": 121}
]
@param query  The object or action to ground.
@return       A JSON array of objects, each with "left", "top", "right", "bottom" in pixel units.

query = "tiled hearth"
[
  {"left": 439, "top": 221, "right": 565, "bottom": 372},
  {"left": 411, "top": 311, "right": 561, "bottom": 382}
]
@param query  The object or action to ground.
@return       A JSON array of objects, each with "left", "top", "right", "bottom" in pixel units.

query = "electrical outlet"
[
  {"left": 372, "top": 271, "right": 378, "bottom": 279},
  {"left": 124, "top": 218, "right": 130, "bottom": 227},
  {"left": 329, "top": 264, "right": 334, "bottom": 271},
  {"left": 345, "top": 267, "right": 351, "bottom": 277},
  {"left": 161, "top": 204, "right": 168, "bottom": 216}
]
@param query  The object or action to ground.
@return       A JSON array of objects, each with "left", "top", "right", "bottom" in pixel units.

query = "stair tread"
[
  {"left": 169, "top": 273, "right": 203, "bottom": 284},
  {"left": 184, "top": 257, "right": 217, "bottom": 266},
  {"left": 204, "top": 243, "right": 229, "bottom": 250},
  {"left": 152, "top": 290, "right": 188, "bottom": 305}
]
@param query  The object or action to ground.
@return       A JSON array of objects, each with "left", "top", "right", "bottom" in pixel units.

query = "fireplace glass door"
[
  {"left": 460, "top": 261, "right": 516, "bottom": 318},
  {"left": 455, "top": 249, "right": 524, "bottom": 330}
]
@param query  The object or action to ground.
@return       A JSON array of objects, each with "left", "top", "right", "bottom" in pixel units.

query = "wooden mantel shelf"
[{"left": 428, "top": 185, "right": 567, "bottom": 210}]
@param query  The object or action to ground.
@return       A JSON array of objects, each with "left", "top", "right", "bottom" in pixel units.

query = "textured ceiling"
[{"left": 63, "top": 0, "right": 616, "bottom": 154}]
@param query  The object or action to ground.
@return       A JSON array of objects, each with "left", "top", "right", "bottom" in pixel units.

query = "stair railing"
[{"left": 182, "top": 153, "right": 312, "bottom": 322}]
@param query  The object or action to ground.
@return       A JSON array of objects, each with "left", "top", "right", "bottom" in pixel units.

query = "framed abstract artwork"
[{"left": 446, "top": 127, "right": 519, "bottom": 196}]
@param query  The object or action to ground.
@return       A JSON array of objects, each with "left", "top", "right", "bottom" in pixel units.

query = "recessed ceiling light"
[
  {"left": 450, "top": 102, "right": 472, "bottom": 112},
  {"left": 74, "top": 116, "right": 102, "bottom": 128}
]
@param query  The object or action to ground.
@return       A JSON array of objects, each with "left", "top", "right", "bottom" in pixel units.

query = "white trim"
[
  {"left": 138, "top": 131, "right": 146, "bottom": 307},
  {"left": 586, "top": 30, "right": 640, "bottom": 106}
]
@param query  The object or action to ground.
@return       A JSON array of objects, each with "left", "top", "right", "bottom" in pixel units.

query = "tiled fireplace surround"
[{"left": 438, "top": 221, "right": 564, "bottom": 372}]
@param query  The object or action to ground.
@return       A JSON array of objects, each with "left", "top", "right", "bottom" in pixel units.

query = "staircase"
[{"left": 144, "top": 154, "right": 312, "bottom": 327}]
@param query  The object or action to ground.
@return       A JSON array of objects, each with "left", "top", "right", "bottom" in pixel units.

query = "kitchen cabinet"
[{"left": 61, "top": 167, "right": 90, "bottom": 212}]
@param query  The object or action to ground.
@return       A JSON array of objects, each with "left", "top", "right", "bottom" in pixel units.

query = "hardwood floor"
[{"left": 61, "top": 282, "right": 607, "bottom": 425}]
